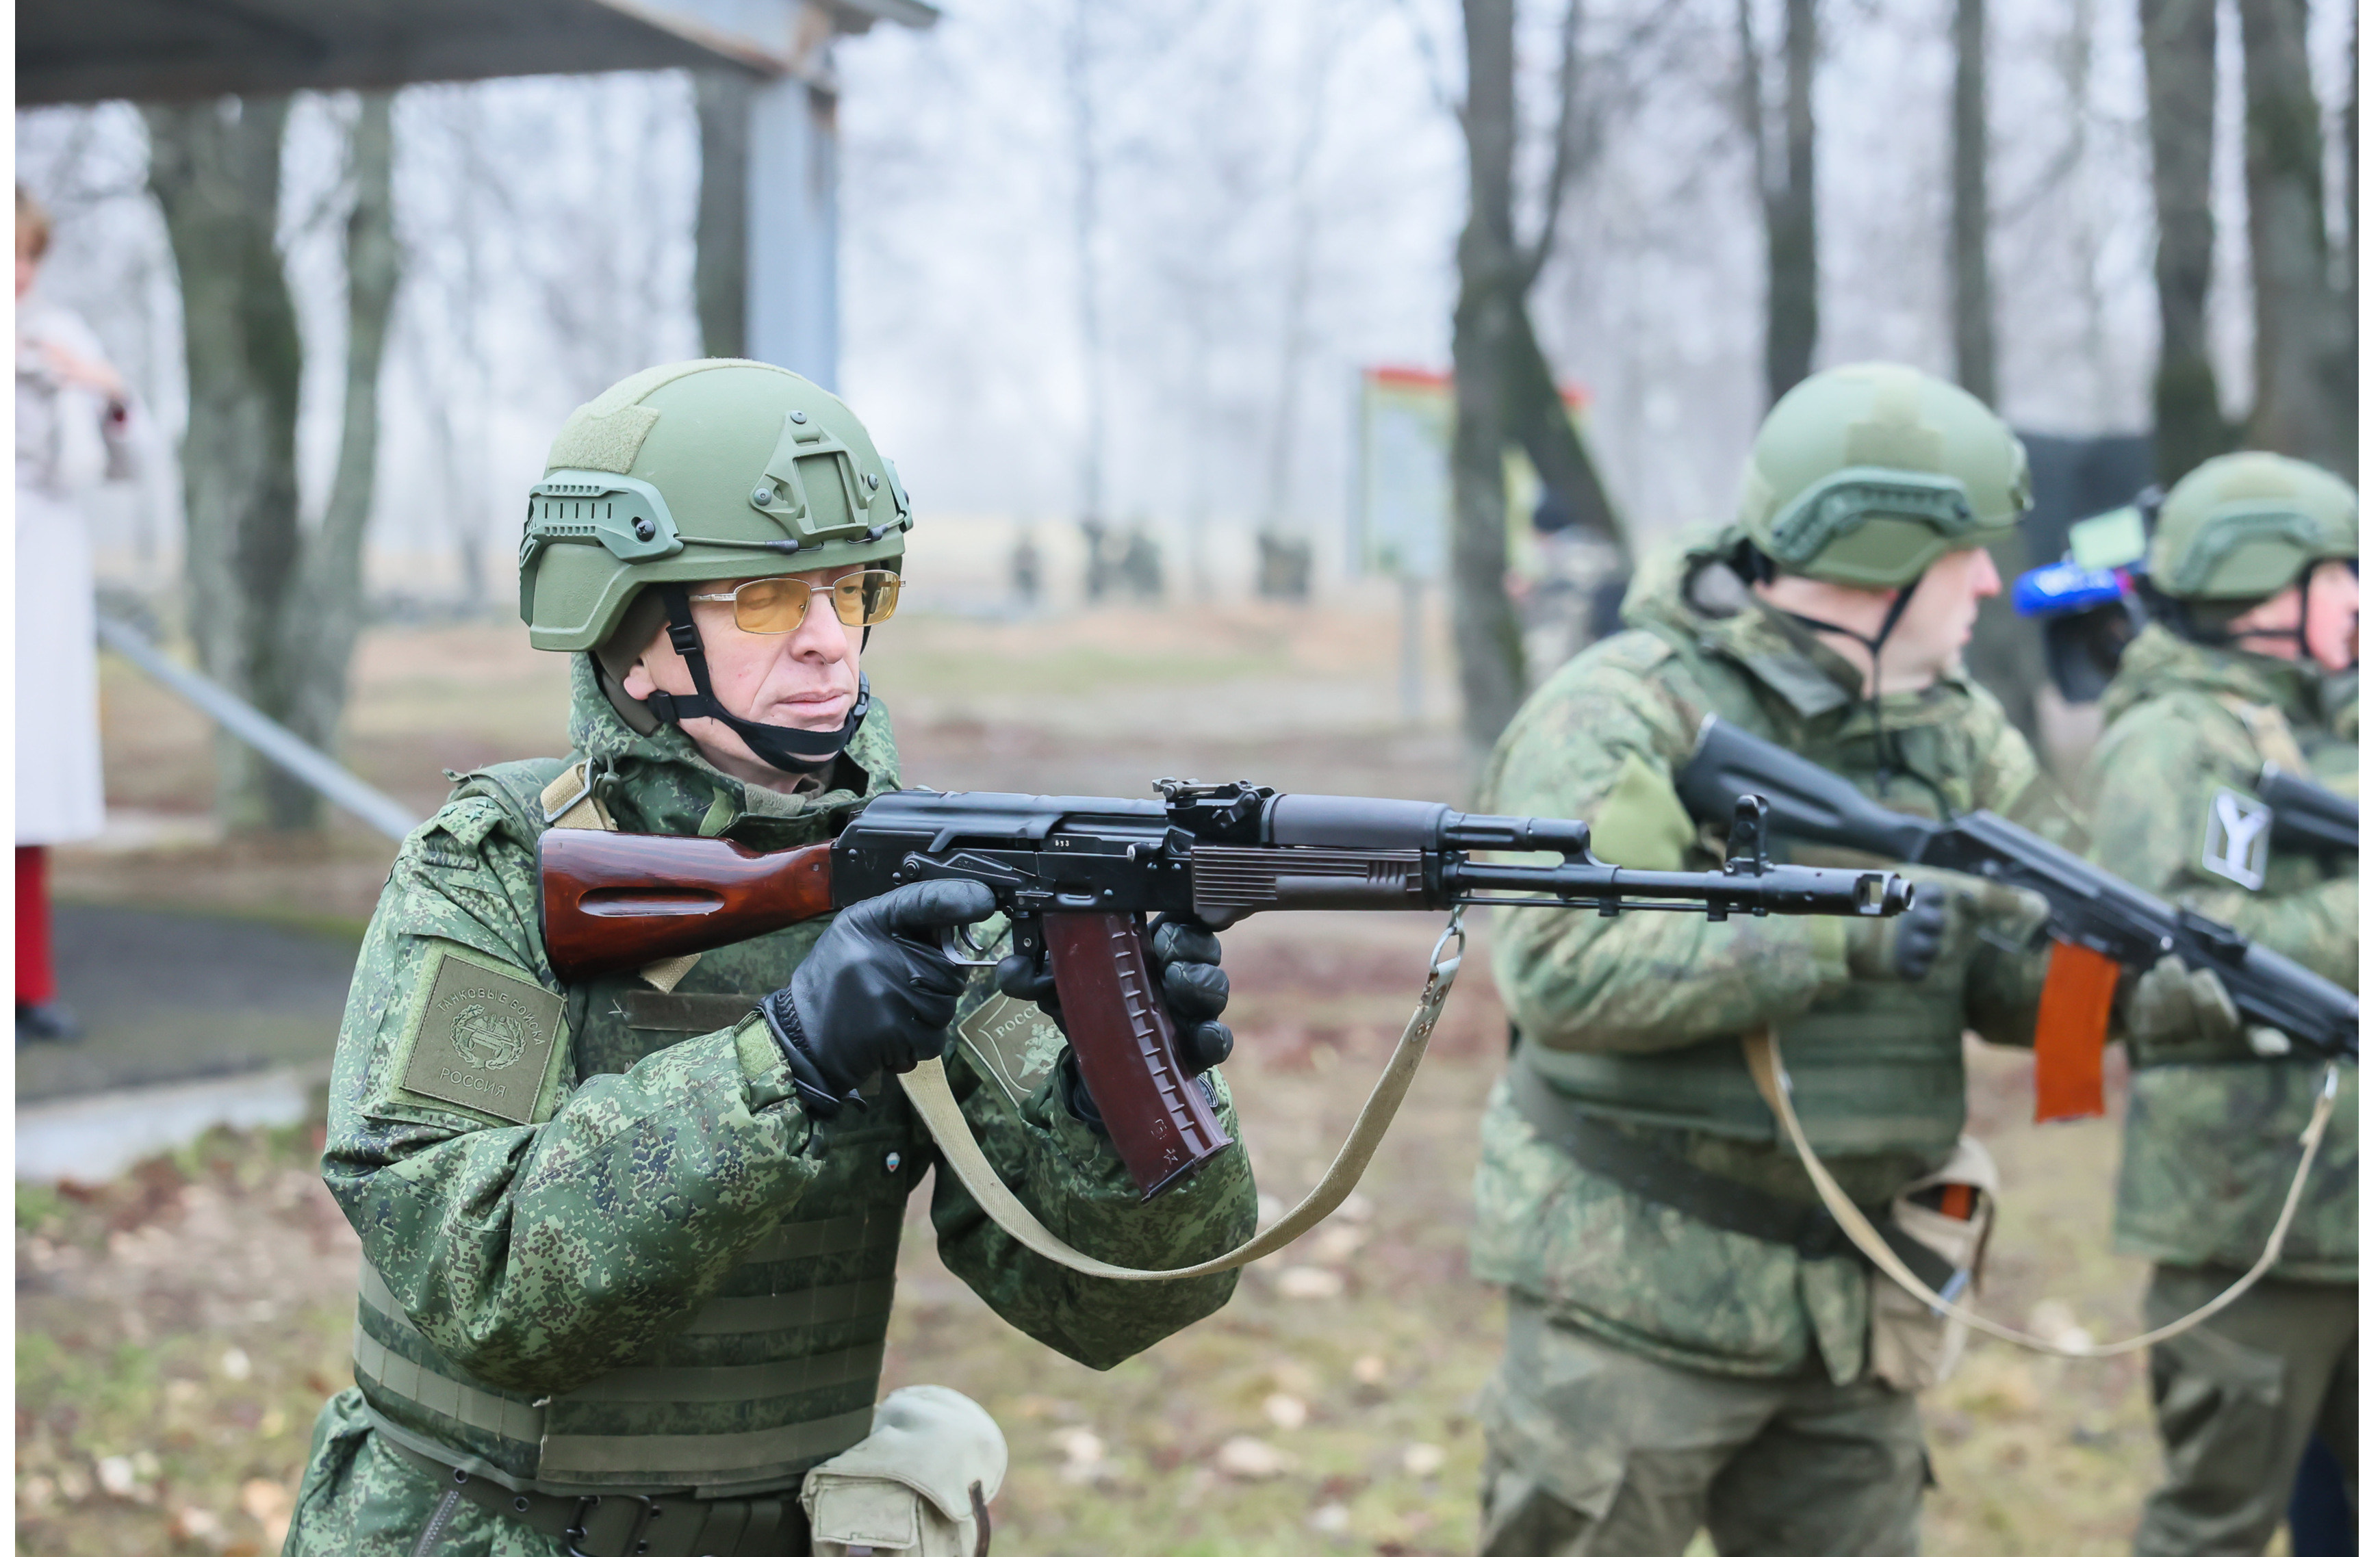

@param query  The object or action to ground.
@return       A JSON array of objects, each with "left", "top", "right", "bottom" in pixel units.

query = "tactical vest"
[
  {"left": 1528, "top": 607, "right": 1977, "bottom": 1159},
  {"left": 2198, "top": 681, "right": 2356, "bottom": 975},
  {"left": 353, "top": 758, "right": 909, "bottom": 1497}
]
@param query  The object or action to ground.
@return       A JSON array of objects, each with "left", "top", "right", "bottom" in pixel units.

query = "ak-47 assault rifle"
[
  {"left": 542, "top": 781, "right": 1914, "bottom": 1196},
  {"left": 1678, "top": 718, "right": 2359, "bottom": 1063}
]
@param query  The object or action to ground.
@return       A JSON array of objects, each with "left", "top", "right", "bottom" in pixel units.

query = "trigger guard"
[{"left": 940, "top": 922, "right": 1003, "bottom": 968}]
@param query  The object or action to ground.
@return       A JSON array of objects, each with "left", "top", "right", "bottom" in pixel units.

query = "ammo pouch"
[
  {"left": 1865, "top": 1137, "right": 1996, "bottom": 1392},
  {"left": 802, "top": 1387, "right": 1007, "bottom": 1557}
]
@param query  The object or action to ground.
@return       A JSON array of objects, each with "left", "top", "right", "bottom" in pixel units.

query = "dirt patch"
[{"left": 16, "top": 1123, "right": 360, "bottom": 1556}]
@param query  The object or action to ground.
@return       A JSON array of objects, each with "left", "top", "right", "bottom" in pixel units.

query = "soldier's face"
[
  {"left": 1878, "top": 544, "right": 2000, "bottom": 690},
  {"left": 2230, "top": 559, "right": 2358, "bottom": 671},
  {"left": 619, "top": 567, "right": 865, "bottom": 782},
  {"left": 1754, "top": 544, "right": 1999, "bottom": 695}
]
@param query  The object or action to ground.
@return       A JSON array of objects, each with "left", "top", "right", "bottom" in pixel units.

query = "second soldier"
[{"left": 1468, "top": 363, "right": 2064, "bottom": 1557}]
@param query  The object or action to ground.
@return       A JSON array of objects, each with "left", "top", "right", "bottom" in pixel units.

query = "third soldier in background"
[
  {"left": 1469, "top": 363, "right": 2064, "bottom": 1557},
  {"left": 2081, "top": 452, "right": 2358, "bottom": 1557}
]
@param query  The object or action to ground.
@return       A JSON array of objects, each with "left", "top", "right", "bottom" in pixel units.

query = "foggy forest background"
[{"left": 13, "top": 0, "right": 2359, "bottom": 604}]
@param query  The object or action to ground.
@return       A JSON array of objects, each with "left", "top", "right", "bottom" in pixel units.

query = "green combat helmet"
[
  {"left": 518, "top": 359, "right": 912, "bottom": 768},
  {"left": 1737, "top": 361, "right": 2032, "bottom": 592},
  {"left": 1729, "top": 362, "right": 2031, "bottom": 787},
  {"left": 2146, "top": 451, "right": 2357, "bottom": 607}
]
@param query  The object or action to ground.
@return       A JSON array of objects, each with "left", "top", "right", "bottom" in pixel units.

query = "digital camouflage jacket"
[
  {"left": 283, "top": 656, "right": 1257, "bottom": 1550},
  {"left": 1470, "top": 539, "right": 2063, "bottom": 1386},
  {"left": 2084, "top": 624, "right": 2356, "bottom": 1281}
]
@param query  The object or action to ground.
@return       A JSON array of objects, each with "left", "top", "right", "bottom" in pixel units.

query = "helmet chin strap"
[
  {"left": 638, "top": 583, "right": 871, "bottom": 771},
  {"left": 2174, "top": 569, "right": 2325, "bottom": 664},
  {"left": 1768, "top": 579, "right": 1923, "bottom": 795}
]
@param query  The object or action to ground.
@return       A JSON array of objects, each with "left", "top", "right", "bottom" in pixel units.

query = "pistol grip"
[{"left": 1045, "top": 912, "right": 1235, "bottom": 1198}]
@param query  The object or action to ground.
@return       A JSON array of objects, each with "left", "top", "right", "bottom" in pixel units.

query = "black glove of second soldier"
[
  {"left": 758, "top": 879, "right": 997, "bottom": 1117},
  {"left": 995, "top": 915, "right": 1233, "bottom": 1131},
  {"left": 1847, "top": 880, "right": 1951, "bottom": 982}
]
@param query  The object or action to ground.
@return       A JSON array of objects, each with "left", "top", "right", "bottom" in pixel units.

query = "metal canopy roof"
[{"left": 17, "top": 0, "right": 937, "bottom": 107}]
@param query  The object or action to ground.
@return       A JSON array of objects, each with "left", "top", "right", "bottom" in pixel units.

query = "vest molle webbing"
[{"left": 355, "top": 1201, "right": 902, "bottom": 1495}]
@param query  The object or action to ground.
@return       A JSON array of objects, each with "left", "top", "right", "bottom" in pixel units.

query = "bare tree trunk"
[
  {"left": 2238, "top": 0, "right": 2353, "bottom": 477},
  {"left": 2140, "top": 0, "right": 2226, "bottom": 481},
  {"left": 1451, "top": 0, "right": 1528, "bottom": 759},
  {"left": 149, "top": 94, "right": 400, "bottom": 832},
  {"left": 1943, "top": 0, "right": 2042, "bottom": 745},
  {"left": 1066, "top": 0, "right": 1106, "bottom": 528},
  {"left": 145, "top": 96, "right": 305, "bottom": 833},
  {"left": 694, "top": 70, "right": 752, "bottom": 359},
  {"left": 276, "top": 93, "right": 400, "bottom": 829},
  {"left": 1949, "top": 0, "right": 1997, "bottom": 405},
  {"left": 1741, "top": 0, "right": 1819, "bottom": 403},
  {"left": 1771, "top": 0, "right": 1819, "bottom": 400},
  {"left": 1509, "top": 309, "right": 1626, "bottom": 565},
  {"left": 1259, "top": 12, "right": 1333, "bottom": 589},
  {"left": 2346, "top": 11, "right": 2357, "bottom": 435}
]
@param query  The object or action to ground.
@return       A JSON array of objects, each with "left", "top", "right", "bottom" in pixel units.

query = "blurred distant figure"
[
  {"left": 1519, "top": 489, "right": 1624, "bottom": 683},
  {"left": 16, "top": 185, "right": 140, "bottom": 1042},
  {"left": 1011, "top": 526, "right": 1042, "bottom": 608},
  {"left": 1255, "top": 531, "right": 1311, "bottom": 600},
  {"left": 1118, "top": 526, "right": 1164, "bottom": 600},
  {"left": 1079, "top": 515, "right": 1112, "bottom": 601}
]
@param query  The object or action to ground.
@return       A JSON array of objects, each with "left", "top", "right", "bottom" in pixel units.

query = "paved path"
[
  {"left": 16, "top": 905, "right": 360, "bottom": 1181},
  {"left": 18, "top": 904, "right": 360, "bottom": 1103}
]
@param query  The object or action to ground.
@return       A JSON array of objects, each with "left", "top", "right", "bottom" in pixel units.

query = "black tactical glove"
[
  {"left": 758, "top": 879, "right": 997, "bottom": 1118},
  {"left": 995, "top": 914, "right": 1234, "bottom": 1130},
  {"left": 1848, "top": 881, "right": 1951, "bottom": 983}
]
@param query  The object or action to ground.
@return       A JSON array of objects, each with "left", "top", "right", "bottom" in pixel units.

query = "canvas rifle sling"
[
  {"left": 899, "top": 912, "right": 1469, "bottom": 1281},
  {"left": 1743, "top": 1027, "right": 2338, "bottom": 1357}
]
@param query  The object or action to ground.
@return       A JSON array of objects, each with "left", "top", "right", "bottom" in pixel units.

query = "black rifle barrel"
[{"left": 2256, "top": 765, "right": 2357, "bottom": 855}]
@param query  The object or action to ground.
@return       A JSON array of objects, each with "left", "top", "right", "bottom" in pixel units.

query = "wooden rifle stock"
[{"left": 540, "top": 830, "right": 834, "bottom": 980}]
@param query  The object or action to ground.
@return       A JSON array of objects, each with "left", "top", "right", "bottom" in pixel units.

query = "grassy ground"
[
  {"left": 14, "top": 927, "right": 2190, "bottom": 1556},
  {"left": 21, "top": 597, "right": 2255, "bottom": 1554}
]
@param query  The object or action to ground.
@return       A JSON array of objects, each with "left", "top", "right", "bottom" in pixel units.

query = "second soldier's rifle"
[
  {"left": 542, "top": 780, "right": 1912, "bottom": 1198},
  {"left": 1677, "top": 717, "right": 2359, "bottom": 1062},
  {"left": 2257, "top": 764, "right": 2356, "bottom": 856}
]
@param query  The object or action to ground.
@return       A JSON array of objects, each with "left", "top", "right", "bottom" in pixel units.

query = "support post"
[{"left": 744, "top": 75, "right": 841, "bottom": 387}]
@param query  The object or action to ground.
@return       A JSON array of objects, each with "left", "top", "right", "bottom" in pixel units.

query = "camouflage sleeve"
[
  {"left": 2084, "top": 705, "right": 2359, "bottom": 990},
  {"left": 923, "top": 975, "right": 1258, "bottom": 1369},
  {"left": 320, "top": 797, "right": 830, "bottom": 1397},
  {"left": 1975, "top": 711, "right": 2086, "bottom": 850},
  {"left": 1480, "top": 655, "right": 1852, "bottom": 1054},
  {"left": 2208, "top": 877, "right": 2359, "bottom": 990}
]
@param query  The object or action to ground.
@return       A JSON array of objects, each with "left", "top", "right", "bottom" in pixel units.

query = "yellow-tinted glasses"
[{"left": 688, "top": 569, "right": 903, "bottom": 634}]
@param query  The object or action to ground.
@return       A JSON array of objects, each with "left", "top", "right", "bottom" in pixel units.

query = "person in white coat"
[{"left": 16, "top": 185, "right": 138, "bottom": 1041}]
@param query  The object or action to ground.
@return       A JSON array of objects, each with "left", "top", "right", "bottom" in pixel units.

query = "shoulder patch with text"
[
  {"left": 2199, "top": 786, "right": 2274, "bottom": 891},
  {"left": 400, "top": 949, "right": 566, "bottom": 1124},
  {"left": 954, "top": 994, "right": 1069, "bottom": 1108}
]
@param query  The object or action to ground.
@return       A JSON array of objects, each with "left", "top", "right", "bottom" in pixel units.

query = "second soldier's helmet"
[
  {"left": 2145, "top": 451, "right": 2357, "bottom": 606},
  {"left": 1735, "top": 362, "right": 2030, "bottom": 590},
  {"left": 517, "top": 359, "right": 913, "bottom": 766}
]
